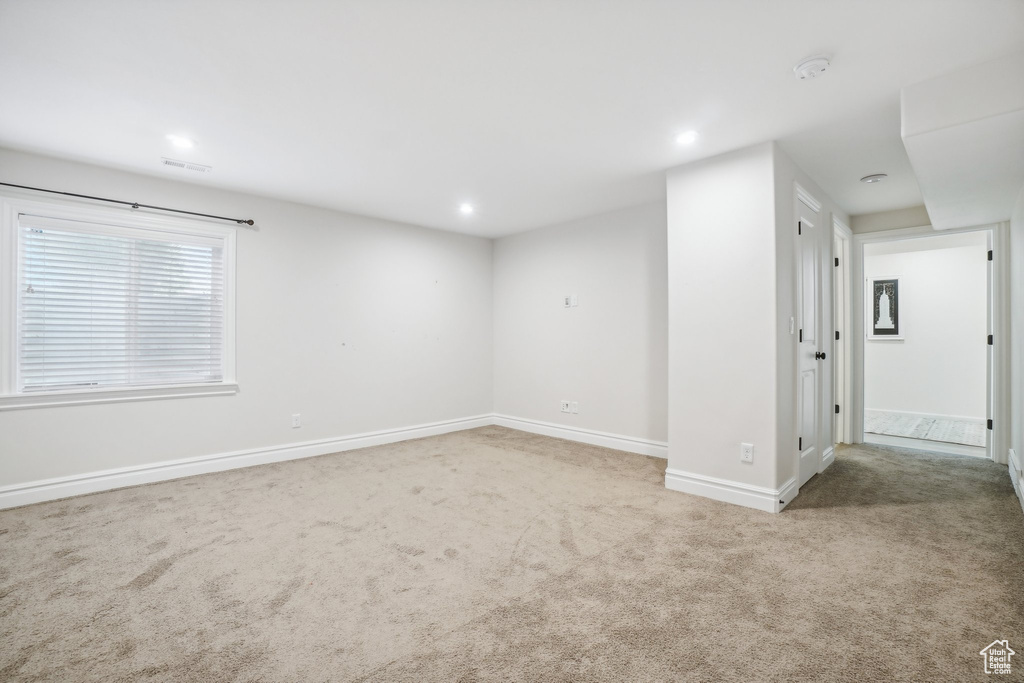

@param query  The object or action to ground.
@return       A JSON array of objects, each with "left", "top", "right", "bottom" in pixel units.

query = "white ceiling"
[{"left": 1, "top": 1, "right": 1022, "bottom": 237}]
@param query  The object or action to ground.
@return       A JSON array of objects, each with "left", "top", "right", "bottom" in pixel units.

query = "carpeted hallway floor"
[{"left": 1, "top": 426, "right": 1022, "bottom": 682}]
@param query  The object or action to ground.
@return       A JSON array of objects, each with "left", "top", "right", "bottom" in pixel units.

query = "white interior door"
[{"left": 797, "top": 196, "right": 822, "bottom": 487}]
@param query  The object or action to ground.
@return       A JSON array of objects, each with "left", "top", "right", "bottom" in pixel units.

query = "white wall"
[
  {"left": 0, "top": 148, "right": 494, "bottom": 488},
  {"left": 850, "top": 205, "right": 930, "bottom": 234},
  {"left": 664, "top": 142, "right": 846, "bottom": 504},
  {"left": 492, "top": 203, "right": 667, "bottom": 443},
  {"left": 666, "top": 143, "right": 779, "bottom": 489},
  {"left": 1010, "top": 186, "right": 1024, "bottom": 509},
  {"left": 864, "top": 233, "right": 988, "bottom": 419}
]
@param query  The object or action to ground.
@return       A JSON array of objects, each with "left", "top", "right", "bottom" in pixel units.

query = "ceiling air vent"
[{"left": 161, "top": 157, "right": 212, "bottom": 173}]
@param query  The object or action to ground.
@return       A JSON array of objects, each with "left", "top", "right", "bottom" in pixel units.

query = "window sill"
[{"left": 0, "top": 383, "right": 238, "bottom": 411}]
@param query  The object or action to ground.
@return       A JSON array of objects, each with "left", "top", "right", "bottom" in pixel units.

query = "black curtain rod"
[{"left": 0, "top": 181, "right": 255, "bottom": 226}]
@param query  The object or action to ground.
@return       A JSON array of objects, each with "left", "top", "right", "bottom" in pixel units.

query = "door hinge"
[
  {"left": 988, "top": 250, "right": 993, "bottom": 261},
  {"left": 834, "top": 257, "right": 839, "bottom": 267},
  {"left": 835, "top": 404, "right": 840, "bottom": 414},
  {"left": 798, "top": 436, "right": 802, "bottom": 450},
  {"left": 987, "top": 419, "right": 993, "bottom": 430},
  {"left": 988, "top": 334, "right": 994, "bottom": 345},
  {"left": 798, "top": 221, "right": 802, "bottom": 236},
  {"left": 799, "top": 328, "right": 803, "bottom": 342},
  {"left": 835, "top": 330, "right": 840, "bottom": 341}
]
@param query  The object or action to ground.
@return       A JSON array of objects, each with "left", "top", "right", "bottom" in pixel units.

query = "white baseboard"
[
  {"left": 820, "top": 446, "right": 835, "bottom": 473},
  {"left": 0, "top": 414, "right": 493, "bottom": 510},
  {"left": 492, "top": 414, "right": 667, "bottom": 459},
  {"left": 664, "top": 468, "right": 797, "bottom": 513},
  {"left": 1010, "top": 449, "right": 1024, "bottom": 517}
]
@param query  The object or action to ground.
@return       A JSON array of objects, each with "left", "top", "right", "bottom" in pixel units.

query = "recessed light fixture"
[
  {"left": 166, "top": 134, "right": 195, "bottom": 149},
  {"left": 676, "top": 130, "right": 699, "bottom": 145},
  {"left": 793, "top": 55, "right": 830, "bottom": 80},
  {"left": 860, "top": 173, "right": 888, "bottom": 183},
  {"left": 459, "top": 203, "right": 474, "bottom": 215}
]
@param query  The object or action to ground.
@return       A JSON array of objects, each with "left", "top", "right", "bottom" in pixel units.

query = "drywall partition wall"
[
  {"left": 771, "top": 145, "right": 848, "bottom": 490},
  {"left": 0, "top": 148, "right": 494, "bottom": 493},
  {"left": 901, "top": 50, "right": 1024, "bottom": 231},
  {"left": 1010, "top": 186, "right": 1024, "bottom": 511},
  {"left": 665, "top": 143, "right": 779, "bottom": 499},
  {"left": 492, "top": 203, "right": 668, "bottom": 451},
  {"left": 863, "top": 233, "right": 988, "bottom": 420},
  {"left": 664, "top": 142, "right": 847, "bottom": 511}
]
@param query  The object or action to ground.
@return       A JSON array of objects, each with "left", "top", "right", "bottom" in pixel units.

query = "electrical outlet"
[
  {"left": 570, "top": 401, "right": 579, "bottom": 414},
  {"left": 560, "top": 401, "right": 571, "bottom": 413},
  {"left": 291, "top": 413, "right": 302, "bottom": 428},
  {"left": 740, "top": 443, "right": 753, "bottom": 463},
  {"left": 563, "top": 295, "right": 572, "bottom": 308}
]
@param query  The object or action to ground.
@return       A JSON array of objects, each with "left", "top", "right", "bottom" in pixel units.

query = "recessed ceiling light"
[
  {"left": 676, "top": 130, "right": 699, "bottom": 145},
  {"left": 459, "top": 203, "right": 474, "bottom": 215},
  {"left": 860, "top": 173, "right": 888, "bottom": 183},
  {"left": 166, "top": 134, "right": 195, "bottom": 149}
]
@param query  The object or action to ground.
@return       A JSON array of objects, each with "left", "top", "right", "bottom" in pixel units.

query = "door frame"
[
  {"left": 850, "top": 222, "right": 1009, "bottom": 464},
  {"left": 833, "top": 218, "right": 852, "bottom": 445}
]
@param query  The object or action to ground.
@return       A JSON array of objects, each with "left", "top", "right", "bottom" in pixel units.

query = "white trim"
[
  {"left": 664, "top": 469, "right": 798, "bottom": 513},
  {"left": 863, "top": 433, "right": 987, "bottom": 458},
  {"left": 778, "top": 477, "right": 799, "bottom": 510},
  {"left": 795, "top": 182, "right": 822, "bottom": 213},
  {"left": 0, "top": 192, "right": 238, "bottom": 403},
  {"left": 1011, "top": 472, "right": 1024, "bottom": 518},
  {"left": 990, "top": 224, "right": 1011, "bottom": 465},
  {"left": 851, "top": 222, "right": 1007, "bottom": 464},
  {"left": 0, "top": 414, "right": 673, "bottom": 509},
  {"left": 820, "top": 446, "right": 835, "bottom": 472},
  {"left": 833, "top": 218, "right": 852, "bottom": 444},
  {"left": 0, "top": 189, "right": 243, "bottom": 234},
  {"left": 492, "top": 414, "right": 667, "bottom": 458},
  {"left": 1007, "top": 449, "right": 1023, "bottom": 517},
  {"left": 0, "top": 382, "right": 239, "bottom": 411},
  {"left": 833, "top": 218, "right": 852, "bottom": 240},
  {"left": 0, "top": 414, "right": 492, "bottom": 510}
]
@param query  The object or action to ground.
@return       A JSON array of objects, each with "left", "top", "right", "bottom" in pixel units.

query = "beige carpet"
[{"left": 1, "top": 427, "right": 1022, "bottom": 682}]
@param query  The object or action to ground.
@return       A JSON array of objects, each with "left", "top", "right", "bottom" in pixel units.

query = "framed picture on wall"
[
  {"left": 866, "top": 276, "right": 902, "bottom": 340},
  {"left": 868, "top": 276, "right": 901, "bottom": 339}
]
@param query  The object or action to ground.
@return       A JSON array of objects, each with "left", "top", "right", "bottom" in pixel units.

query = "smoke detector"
[
  {"left": 793, "top": 55, "right": 830, "bottom": 80},
  {"left": 860, "top": 173, "right": 888, "bottom": 183},
  {"left": 161, "top": 157, "right": 212, "bottom": 173}
]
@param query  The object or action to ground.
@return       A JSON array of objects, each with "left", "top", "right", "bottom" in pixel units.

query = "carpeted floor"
[{"left": 1, "top": 426, "right": 1022, "bottom": 682}]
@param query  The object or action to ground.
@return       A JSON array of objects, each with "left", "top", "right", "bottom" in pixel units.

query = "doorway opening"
[{"left": 860, "top": 230, "right": 990, "bottom": 457}]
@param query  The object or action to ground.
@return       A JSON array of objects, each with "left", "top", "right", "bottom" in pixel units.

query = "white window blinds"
[{"left": 17, "top": 214, "right": 226, "bottom": 392}]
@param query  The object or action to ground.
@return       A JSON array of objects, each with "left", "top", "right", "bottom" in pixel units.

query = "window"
[{"left": 1, "top": 196, "right": 236, "bottom": 409}]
